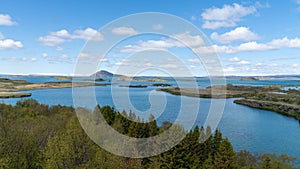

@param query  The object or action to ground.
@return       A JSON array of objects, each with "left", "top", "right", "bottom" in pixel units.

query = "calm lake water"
[{"left": 2, "top": 77, "right": 300, "bottom": 160}]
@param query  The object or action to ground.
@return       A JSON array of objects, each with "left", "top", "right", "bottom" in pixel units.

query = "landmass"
[
  {"left": 158, "top": 84, "right": 300, "bottom": 120},
  {"left": 119, "top": 85, "right": 148, "bottom": 88},
  {"left": 240, "top": 77, "right": 259, "bottom": 81},
  {"left": 54, "top": 76, "right": 72, "bottom": 81},
  {"left": 152, "top": 83, "right": 172, "bottom": 87},
  {"left": 0, "top": 92, "right": 31, "bottom": 98},
  {"left": 0, "top": 78, "right": 108, "bottom": 98},
  {"left": 157, "top": 84, "right": 282, "bottom": 98}
]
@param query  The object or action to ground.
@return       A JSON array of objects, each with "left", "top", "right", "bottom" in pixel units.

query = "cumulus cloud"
[
  {"left": 0, "top": 39, "right": 23, "bottom": 50},
  {"left": 173, "top": 32, "right": 205, "bottom": 47},
  {"left": 120, "top": 32, "right": 207, "bottom": 53},
  {"left": 38, "top": 35, "right": 66, "bottom": 46},
  {"left": 0, "top": 14, "right": 16, "bottom": 26},
  {"left": 195, "top": 37, "right": 300, "bottom": 55},
  {"left": 111, "top": 27, "right": 137, "bottom": 35},
  {"left": 38, "top": 27, "right": 103, "bottom": 46},
  {"left": 201, "top": 3, "right": 257, "bottom": 29},
  {"left": 237, "top": 60, "right": 250, "bottom": 65},
  {"left": 120, "top": 38, "right": 181, "bottom": 53},
  {"left": 211, "top": 27, "right": 260, "bottom": 44},
  {"left": 72, "top": 28, "right": 103, "bottom": 41}
]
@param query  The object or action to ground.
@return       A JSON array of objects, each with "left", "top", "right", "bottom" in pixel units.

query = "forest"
[{"left": 0, "top": 99, "right": 299, "bottom": 169}]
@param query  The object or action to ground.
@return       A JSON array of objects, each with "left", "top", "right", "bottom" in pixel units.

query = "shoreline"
[
  {"left": 158, "top": 85, "right": 300, "bottom": 120},
  {"left": 0, "top": 78, "right": 109, "bottom": 98}
]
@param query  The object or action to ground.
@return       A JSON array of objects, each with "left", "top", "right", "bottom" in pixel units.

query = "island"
[
  {"left": 0, "top": 92, "right": 31, "bottom": 98},
  {"left": 240, "top": 77, "right": 259, "bottom": 81},
  {"left": 119, "top": 85, "right": 148, "bottom": 88},
  {"left": 54, "top": 76, "right": 72, "bottom": 81},
  {"left": 152, "top": 83, "right": 172, "bottom": 87},
  {"left": 158, "top": 84, "right": 300, "bottom": 120}
]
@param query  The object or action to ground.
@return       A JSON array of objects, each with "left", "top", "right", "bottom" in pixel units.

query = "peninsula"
[
  {"left": 158, "top": 84, "right": 300, "bottom": 120},
  {"left": 0, "top": 78, "right": 107, "bottom": 98}
]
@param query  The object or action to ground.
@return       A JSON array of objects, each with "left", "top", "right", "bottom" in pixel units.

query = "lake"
[{"left": 1, "top": 77, "right": 300, "bottom": 160}]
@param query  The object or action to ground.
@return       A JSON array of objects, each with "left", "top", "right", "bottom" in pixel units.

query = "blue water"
[{"left": 1, "top": 77, "right": 300, "bottom": 160}]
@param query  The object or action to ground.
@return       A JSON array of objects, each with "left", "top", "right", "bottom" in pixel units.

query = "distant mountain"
[{"left": 91, "top": 70, "right": 122, "bottom": 78}]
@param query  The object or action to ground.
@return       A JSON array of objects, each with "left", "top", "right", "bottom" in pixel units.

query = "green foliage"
[{"left": 0, "top": 99, "right": 299, "bottom": 169}]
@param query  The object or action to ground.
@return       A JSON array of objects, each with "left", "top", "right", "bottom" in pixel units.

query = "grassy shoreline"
[{"left": 158, "top": 85, "right": 300, "bottom": 120}]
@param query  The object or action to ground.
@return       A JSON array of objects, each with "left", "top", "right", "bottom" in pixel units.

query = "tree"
[{"left": 213, "top": 138, "right": 237, "bottom": 169}]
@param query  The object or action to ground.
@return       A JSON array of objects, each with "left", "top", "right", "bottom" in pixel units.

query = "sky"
[{"left": 1, "top": 0, "right": 300, "bottom": 76}]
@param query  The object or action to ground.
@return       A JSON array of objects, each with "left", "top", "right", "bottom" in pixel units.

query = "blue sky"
[{"left": 1, "top": 0, "right": 300, "bottom": 76}]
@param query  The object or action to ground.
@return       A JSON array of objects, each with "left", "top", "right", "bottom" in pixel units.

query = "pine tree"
[{"left": 213, "top": 138, "right": 237, "bottom": 169}]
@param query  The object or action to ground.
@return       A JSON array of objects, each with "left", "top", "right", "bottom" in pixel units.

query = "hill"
[{"left": 91, "top": 70, "right": 121, "bottom": 78}]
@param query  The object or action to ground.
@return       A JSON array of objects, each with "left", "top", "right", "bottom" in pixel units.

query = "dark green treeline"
[{"left": 0, "top": 99, "right": 298, "bottom": 169}]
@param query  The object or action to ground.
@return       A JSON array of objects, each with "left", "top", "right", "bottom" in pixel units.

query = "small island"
[
  {"left": 54, "top": 76, "right": 72, "bottom": 81},
  {"left": 119, "top": 85, "right": 148, "bottom": 88},
  {"left": 152, "top": 83, "right": 172, "bottom": 87},
  {"left": 0, "top": 92, "right": 31, "bottom": 98},
  {"left": 240, "top": 77, "right": 259, "bottom": 81}
]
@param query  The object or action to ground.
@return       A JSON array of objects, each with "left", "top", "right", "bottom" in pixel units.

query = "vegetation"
[
  {"left": 0, "top": 99, "right": 299, "bottom": 169},
  {"left": 119, "top": 85, "right": 148, "bottom": 88},
  {"left": 157, "top": 84, "right": 282, "bottom": 98},
  {"left": 0, "top": 78, "right": 109, "bottom": 98},
  {"left": 158, "top": 85, "right": 300, "bottom": 120},
  {"left": 54, "top": 77, "right": 72, "bottom": 81},
  {"left": 152, "top": 83, "right": 172, "bottom": 87},
  {"left": 0, "top": 92, "right": 31, "bottom": 98}
]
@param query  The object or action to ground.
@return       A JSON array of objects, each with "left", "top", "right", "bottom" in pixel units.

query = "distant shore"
[{"left": 0, "top": 78, "right": 108, "bottom": 98}]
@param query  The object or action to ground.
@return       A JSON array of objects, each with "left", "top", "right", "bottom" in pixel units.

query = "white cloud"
[
  {"left": 72, "top": 28, "right": 103, "bottom": 41},
  {"left": 152, "top": 24, "right": 163, "bottom": 30},
  {"left": 60, "top": 54, "right": 69, "bottom": 60},
  {"left": 0, "top": 39, "right": 23, "bottom": 50},
  {"left": 188, "top": 58, "right": 201, "bottom": 63},
  {"left": 38, "top": 34, "right": 66, "bottom": 46},
  {"left": 197, "top": 37, "right": 300, "bottom": 55},
  {"left": 120, "top": 32, "right": 206, "bottom": 53},
  {"left": 211, "top": 27, "right": 260, "bottom": 44},
  {"left": 223, "top": 67, "right": 235, "bottom": 73},
  {"left": 112, "top": 27, "right": 137, "bottom": 35},
  {"left": 38, "top": 27, "right": 103, "bottom": 46},
  {"left": 42, "top": 53, "right": 48, "bottom": 58},
  {"left": 0, "top": 14, "right": 16, "bottom": 26},
  {"left": 3, "top": 57, "right": 37, "bottom": 62},
  {"left": 201, "top": 3, "right": 257, "bottom": 29},
  {"left": 255, "top": 63, "right": 263, "bottom": 66},
  {"left": 173, "top": 32, "right": 205, "bottom": 47},
  {"left": 120, "top": 38, "right": 181, "bottom": 53},
  {"left": 160, "top": 64, "right": 178, "bottom": 69},
  {"left": 237, "top": 60, "right": 250, "bottom": 65},
  {"left": 51, "top": 29, "right": 71, "bottom": 38},
  {"left": 229, "top": 57, "right": 240, "bottom": 62}
]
